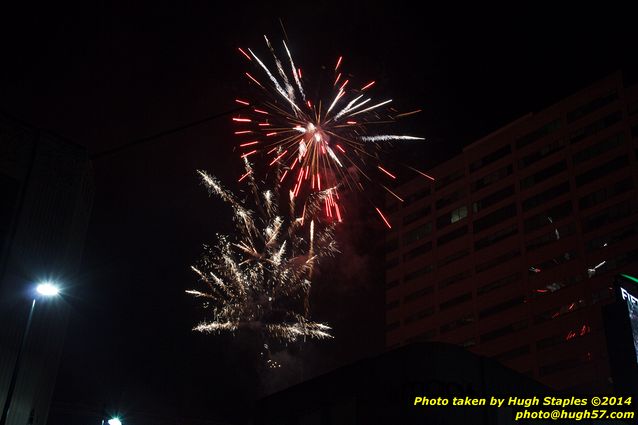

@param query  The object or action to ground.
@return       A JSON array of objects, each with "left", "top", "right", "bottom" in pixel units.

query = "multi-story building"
[
  {"left": 384, "top": 72, "right": 638, "bottom": 393},
  {"left": 0, "top": 112, "right": 93, "bottom": 425}
]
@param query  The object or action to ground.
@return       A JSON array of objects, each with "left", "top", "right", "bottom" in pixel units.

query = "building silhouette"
[
  {"left": 384, "top": 72, "right": 638, "bottom": 393},
  {"left": 0, "top": 112, "right": 93, "bottom": 425}
]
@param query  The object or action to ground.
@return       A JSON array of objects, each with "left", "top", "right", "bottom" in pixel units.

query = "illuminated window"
[{"left": 437, "top": 206, "right": 468, "bottom": 229}]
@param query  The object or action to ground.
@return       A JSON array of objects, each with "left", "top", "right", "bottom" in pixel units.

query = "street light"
[
  {"left": 108, "top": 417, "right": 122, "bottom": 425},
  {"left": 0, "top": 281, "right": 61, "bottom": 425}
]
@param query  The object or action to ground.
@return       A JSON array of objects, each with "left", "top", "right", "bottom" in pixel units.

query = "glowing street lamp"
[
  {"left": 108, "top": 418, "right": 122, "bottom": 425},
  {"left": 0, "top": 281, "right": 61, "bottom": 425}
]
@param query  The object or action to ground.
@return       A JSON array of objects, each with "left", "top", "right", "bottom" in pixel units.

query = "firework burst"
[
  {"left": 233, "top": 36, "right": 432, "bottom": 227},
  {"left": 187, "top": 159, "right": 338, "bottom": 342}
]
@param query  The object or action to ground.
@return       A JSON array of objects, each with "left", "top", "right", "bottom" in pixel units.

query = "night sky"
[{"left": 1, "top": 2, "right": 636, "bottom": 424}]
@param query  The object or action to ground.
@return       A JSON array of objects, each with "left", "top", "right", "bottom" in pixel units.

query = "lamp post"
[{"left": 0, "top": 282, "right": 60, "bottom": 425}]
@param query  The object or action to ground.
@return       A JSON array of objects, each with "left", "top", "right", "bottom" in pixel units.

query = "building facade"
[
  {"left": 0, "top": 113, "right": 93, "bottom": 425},
  {"left": 384, "top": 72, "right": 638, "bottom": 392}
]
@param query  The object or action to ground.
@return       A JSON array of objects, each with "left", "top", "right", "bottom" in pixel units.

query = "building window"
[
  {"left": 529, "top": 250, "right": 576, "bottom": 276},
  {"left": 386, "top": 280, "right": 399, "bottom": 289},
  {"left": 496, "top": 345, "right": 531, "bottom": 361},
  {"left": 385, "top": 300, "right": 400, "bottom": 310},
  {"left": 437, "top": 249, "right": 469, "bottom": 268},
  {"left": 440, "top": 292, "right": 473, "bottom": 311},
  {"left": 385, "top": 321, "right": 400, "bottom": 332},
  {"left": 479, "top": 296, "right": 525, "bottom": 319},
  {"left": 477, "top": 272, "right": 521, "bottom": 296},
  {"left": 404, "top": 265, "right": 435, "bottom": 283},
  {"left": 438, "top": 269, "right": 473, "bottom": 290},
  {"left": 402, "top": 285, "right": 434, "bottom": 305},
  {"left": 525, "top": 224, "right": 575, "bottom": 252},
  {"left": 575, "top": 155, "right": 629, "bottom": 187},
  {"left": 437, "top": 225, "right": 469, "bottom": 246},
  {"left": 385, "top": 257, "right": 399, "bottom": 269},
  {"left": 403, "top": 205, "right": 431, "bottom": 225},
  {"left": 473, "top": 203, "right": 517, "bottom": 234},
  {"left": 578, "top": 178, "right": 634, "bottom": 210},
  {"left": 523, "top": 201, "right": 572, "bottom": 233},
  {"left": 404, "top": 187, "right": 431, "bottom": 206},
  {"left": 404, "top": 306, "right": 435, "bottom": 324},
  {"left": 572, "top": 133, "right": 624, "bottom": 165},
  {"left": 470, "top": 145, "right": 512, "bottom": 172},
  {"left": 436, "top": 188, "right": 467, "bottom": 210},
  {"left": 585, "top": 221, "right": 638, "bottom": 252},
  {"left": 570, "top": 111, "right": 622, "bottom": 144},
  {"left": 534, "top": 298, "right": 586, "bottom": 323},
  {"left": 516, "top": 119, "right": 562, "bottom": 149},
  {"left": 592, "top": 248, "right": 638, "bottom": 275},
  {"left": 520, "top": 160, "right": 567, "bottom": 190},
  {"left": 539, "top": 354, "right": 592, "bottom": 377},
  {"left": 567, "top": 91, "right": 618, "bottom": 123},
  {"left": 437, "top": 206, "right": 468, "bottom": 229},
  {"left": 518, "top": 138, "right": 568, "bottom": 169},
  {"left": 385, "top": 238, "right": 399, "bottom": 252},
  {"left": 582, "top": 199, "right": 638, "bottom": 233},
  {"left": 481, "top": 319, "right": 528, "bottom": 343},
  {"left": 406, "top": 329, "right": 437, "bottom": 343},
  {"left": 472, "top": 185, "right": 515, "bottom": 213},
  {"left": 474, "top": 225, "right": 518, "bottom": 250},
  {"left": 476, "top": 249, "right": 520, "bottom": 273},
  {"left": 440, "top": 313, "right": 475, "bottom": 333},
  {"left": 435, "top": 169, "right": 465, "bottom": 191},
  {"left": 403, "top": 241, "right": 433, "bottom": 262},
  {"left": 472, "top": 164, "right": 513, "bottom": 192},
  {"left": 404, "top": 222, "right": 433, "bottom": 245},
  {"left": 522, "top": 181, "right": 570, "bottom": 212}
]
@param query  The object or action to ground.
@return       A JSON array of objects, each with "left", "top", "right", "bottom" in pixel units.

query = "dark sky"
[{"left": 1, "top": 2, "right": 636, "bottom": 424}]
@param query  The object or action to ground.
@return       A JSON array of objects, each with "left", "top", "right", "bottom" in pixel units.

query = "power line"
[{"left": 91, "top": 105, "right": 249, "bottom": 160}]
